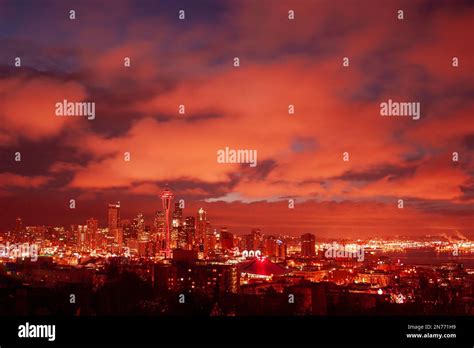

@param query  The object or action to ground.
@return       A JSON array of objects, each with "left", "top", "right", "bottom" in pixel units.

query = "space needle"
[{"left": 160, "top": 188, "right": 174, "bottom": 258}]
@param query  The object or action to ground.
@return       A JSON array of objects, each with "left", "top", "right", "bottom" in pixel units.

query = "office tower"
[
  {"left": 276, "top": 238, "right": 287, "bottom": 259},
  {"left": 160, "top": 189, "right": 174, "bottom": 258},
  {"left": 75, "top": 225, "right": 88, "bottom": 252},
  {"left": 94, "top": 229, "right": 107, "bottom": 251},
  {"left": 172, "top": 202, "right": 184, "bottom": 249},
  {"left": 301, "top": 233, "right": 316, "bottom": 257},
  {"left": 195, "top": 208, "right": 207, "bottom": 252},
  {"left": 220, "top": 228, "right": 234, "bottom": 251},
  {"left": 153, "top": 210, "right": 165, "bottom": 251},
  {"left": 86, "top": 218, "right": 98, "bottom": 250},
  {"left": 205, "top": 227, "right": 217, "bottom": 257},
  {"left": 108, "top": 202, "right": 121, "bottom": 229},
  {"left": 264, "top": 235, "right": 287, "bottom": 259},
  {"left": 113, "top": 227, "right": 123, "bottom": 251},
  {"left": 133, "top": 213, "right": 146, "bottom": 241},
  {"left": 264, "top": 235, "right": 278, "bottom": 257},
  {"left": 121, "top": 219, "right": 134, "bottom": 240},
  {"left": 184, "top": 216, "right": 195, "bottom": 250}
]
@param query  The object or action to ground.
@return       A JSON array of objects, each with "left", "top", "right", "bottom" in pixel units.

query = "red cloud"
[
  {"left": 0, "top": 173, "right": 50, "bottom": 189},
  {"left": 0, "top": 76, "right": 87, "bottom": 144}
]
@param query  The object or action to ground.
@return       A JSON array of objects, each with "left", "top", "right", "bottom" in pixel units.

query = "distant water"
[{"left": 382, "top": 252, "right": 474, "bottom": 268}]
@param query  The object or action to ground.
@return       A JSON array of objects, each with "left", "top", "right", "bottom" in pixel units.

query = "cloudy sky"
[{"left": 0, "top": 0, "right": 473, "bottom": 237}]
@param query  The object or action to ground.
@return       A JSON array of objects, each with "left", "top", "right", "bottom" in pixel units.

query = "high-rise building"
[
  {"left": 121, "top": 219, "right": 134, "bottom": 240},
  {"left": 133, "top": 213, "right": 146, "bottom": 241},
  {"left": 153, "top": 210, "right": 165, "bottom": 251},
  {"left": 264, "top": 235, "right": 286, "bottom": 260},
  {"left": 277, "top": 239, "right": 287, "bottom": 259},
  {"left": 160, "top": 189, "right": 174, "bottom": 258},
  {"left": 184, "top": 216, "right": 195, "bottom": 250},
  {"left": 264, "top": 235, "right": 278, "bottom": 257},
  {"left": 75, "top": 225, "right": 88, "bottom": 252},
  {"left": 86, "top": 218, "right": 98, "bottom": 250},
  {"left": 220, "top": 228, "right": 234, "bottom": 251},
  {"left": 301, "top": 233, "right": 316, "bottom": 257},
  {"left": 172, "top": 202, "right": 184, "bottom": 249},
  {"left": 241, "top": 229, "right": 262, "bottom": 252},
  {"left": 113, "top": 227, "right": 123, "bottom": 251},
  {"left": 195, "top": 208, "right": 207, "bottom": 252},
  {"left": 108, "top": 202, "right": 121, "bottom": 229},
  {"left": 205, "top": 227, "right": 217, "bottom": 256}
]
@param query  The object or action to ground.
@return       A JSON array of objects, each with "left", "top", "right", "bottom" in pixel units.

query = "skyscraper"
[
  {"left": 184, "top": 216, "right": 195, "bottom": 250},
  {"left": 264, "top": 235, "right": 278, "bottom": 257},
  {"left": 172, "top": 202, "right": 184, "bottom": 249},
  {"left": 301, "top": 233, "right": 316, "bottom": 257},
  {"left": 220, "top": 227, "right": 234, "bottom": 251},
  {"left": 153, "top": 210, "right": 165, "bottom": 251},
  {"left": 264, "top": 235, "right": 286, "bottom": 260},
  {"left": 134, "top": 213, "right": 146, "bottom": 241},
  {"left": 196, "top": 208, "right": 207, "bottom": 252},
  {"left": 107, "top": 202, "right": 122, "bottom": 253},
  {"left": 121, "top": 219, "right": 134, "bottom": 240},
  {"left": 108, "top": 202, "right": 121, "bottom": 229},
  {"left": 86, "top": 218, "right": 98, "bottom": 250},
  {"left": 160, "top": 189, "right": 174, "bottom": 258},
  {"left": 75, "top": 225, "right": 88, "bottom": 252}
]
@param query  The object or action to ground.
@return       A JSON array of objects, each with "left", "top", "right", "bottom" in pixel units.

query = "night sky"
[{"left": 0, "top": 0, "right": 473, "bottom": 237}]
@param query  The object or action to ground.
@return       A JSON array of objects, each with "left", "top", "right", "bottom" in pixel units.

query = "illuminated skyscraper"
[
  {"left": 121, "top": 219, "right": 134, "bottom": 240},
  {"left": 172, "top": 202, "right": 184, "bottom": 249},
  {"left": 134, "top": 213, "right": 146, "bottom": 241},
  {"left": 75, "top": 225, "right": 88, "bottom": 252},
  {"left": 107, "top": 202, "right": 122, "bottom": 253},
  {"left": 108, "top": 202, "right": 121, "bottom": 229},
  {"left": 113, "top": 227, "right": 123, "bottom": 252},
  {"left": 184, "top": 216, "right": 195, "bottom": 250},
  {"left": 264, "top": 235, "right": 277, "bottom": 257},
  {"left": 153, "top": 210, "right": 165, "bottom": 250},
  {"left": 196, "top": 208, "right": 207, "bottom": 253},
  {"left": 86, "top": 218, "right": 98, "bottom": 250},
  {"left": 160, "top": 189, "right": 174, "bottom": 258},
  {"left": 301, "top": 233, "right": 316, "bottom": 257},
  {"left": 220, "top": 227, "right": 234, "bottom": 251},
  {"left": 263, "top": 235, "right": 286, "bottom": 260}
]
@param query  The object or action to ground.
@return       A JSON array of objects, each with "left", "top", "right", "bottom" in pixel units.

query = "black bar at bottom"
[{"left": 0, "top": 316, "right": 472, "bottom": 346}]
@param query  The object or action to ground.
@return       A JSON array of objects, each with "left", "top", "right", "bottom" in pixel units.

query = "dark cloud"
[
  {"left": 291, "top": 137, "right": 318, "bottom": 153},
  {"left": 334, "top": 164, "right": 417, "bottom": 182}
]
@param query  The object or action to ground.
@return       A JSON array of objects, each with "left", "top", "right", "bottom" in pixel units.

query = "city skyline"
[
  {"left": 0, "top": 0, "right": 473, "bottom": 238},
  {"left": 5, "top": 196, "right": 474, "bottom": 239},
  {"left": 0, "top": 1, "right": 473, "bottom": 344},
  {"left": 6, "top": 196, "right": 474, "bottom": 247}
]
